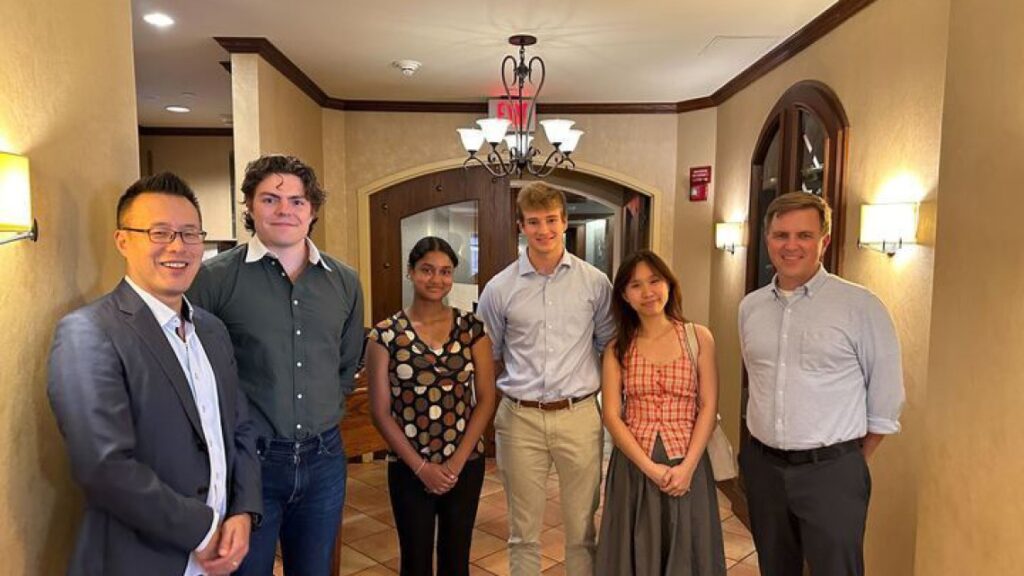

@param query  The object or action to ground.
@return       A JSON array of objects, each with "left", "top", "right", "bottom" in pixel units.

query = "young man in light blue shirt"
[{"left": 477, "top": 182, "right": 614, "bottom": 576}]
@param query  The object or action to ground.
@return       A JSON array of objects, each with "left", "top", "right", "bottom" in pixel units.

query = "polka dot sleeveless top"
[{"left": 367, "top": 308, "right": 486, "bottom": 462}]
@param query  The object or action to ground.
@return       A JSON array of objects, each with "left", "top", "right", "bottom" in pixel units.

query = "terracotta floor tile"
[
  {"left": 474, "top": 548, "right": 557, "bottom": 576},
  {"left": 352, "top": 566, "right": 398, "bottom": 575},
  {"left": 540, "top": 527, "right": 566, "bottom": 562},
  {"left": 347, "top": 528, "right": 400, "bottom": 564},
  {"left": 346, "top": 484, "right": 392, "bottom": 517},
  {"left": 341, "top": 509, "right": 392, "bottom": 542},
  {"left": 722, "top": 515, "right": 752, "bottom": 537},
  {"left": 338, "top": 544, "right": 380, "bottom": 576},
  {"left": 469, "top": 564, "right": 499, "bottom": 575},
  {"left": 477, "top": 517, "right": 511, "bottom": 540},
  {"left": 741, "top": 551, "right": 759, "bottom": 566},
  {"left": 727, "top": 560, "right": 761, "bottom": 575},
  {"left": 382, "top": 557, "right": 400, "bottom": 572},
  {"left": 723, "top": 529, "right": 756, "bottom": 562},
  {"left": 470, "top": 528, "right": 509, "bottom": 561},
  {"left": 474, "top": 501, "right": 508, "bottom": 525},
  {"left": 479, "top": 478, "right": 505, "bottom": 498},
  {"left": 542, "top": 563, "right": 566, "bottom": 575}
]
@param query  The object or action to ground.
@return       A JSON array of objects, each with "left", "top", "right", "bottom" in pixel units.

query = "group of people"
[{"left": 47, "top": 153, "right": 904, "bottom": 576}]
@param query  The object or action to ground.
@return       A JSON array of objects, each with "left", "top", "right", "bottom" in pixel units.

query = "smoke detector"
[{"left": 391, "top": 59, "right": 422, "bottom": 77}]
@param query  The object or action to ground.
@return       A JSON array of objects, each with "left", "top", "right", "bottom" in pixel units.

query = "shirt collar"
[
  {"left": 244, "top": 234, "right": 332, "bottom": 272},
  {"left": 517, "top": 248, "right": 573, "bottom": 276},
  {"left": 771, "top": 264, "right": 830, "bottom": 299},
  {"left": 124, "top": 276, "right": 194, "bottom": 329}
]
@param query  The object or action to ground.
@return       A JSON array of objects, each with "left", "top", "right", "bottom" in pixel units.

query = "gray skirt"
[{"left": 596, "top": 436, "right": 727, "bottom": 576}]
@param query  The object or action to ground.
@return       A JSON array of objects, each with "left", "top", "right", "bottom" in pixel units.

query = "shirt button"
[
  {"left": 780, "top": 361, "right": 786, "bottom": 367},
  {"left": 293, "top": 299, "right": 299, "bottom": 306},
  {"left": 296, "top": 329, "right": 302, "bottom": 336},
  {"left": 296, "top": 424, "right": 302, "bottom": 430},
  {"left": 281, "top": 272, "right": 286, "bottom": 277},
  {"left": 296, "top": 361, "right": 303, "bottom": 368},
  {"left": 297, "top": 393, "right": 303, "bottom": 399}
]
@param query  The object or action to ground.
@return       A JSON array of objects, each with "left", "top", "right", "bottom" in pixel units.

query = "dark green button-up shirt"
[{"left": 188, "top": 237, "right": 364, "bottom": 440}]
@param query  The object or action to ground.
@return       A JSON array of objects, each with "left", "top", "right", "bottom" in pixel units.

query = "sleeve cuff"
[
  {"left": 867, "top": 416, "right": 901, "bottom": 435},
  {"left": 195, "top": 508, "right": 220, "bottom": 552}
]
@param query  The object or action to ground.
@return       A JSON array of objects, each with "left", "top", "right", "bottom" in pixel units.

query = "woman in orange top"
[{"left": 596, "top": 250, "right": 726, "bottom": 575}]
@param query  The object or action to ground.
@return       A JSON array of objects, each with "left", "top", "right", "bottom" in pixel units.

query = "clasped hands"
[
  {"left": 418, "top": 456, "right": 466, "bottom": 495},
  {"left": 197, "top": 513, "right": 252, "bottom": 575},
  {"left": 646, "top": 461, "right": 695, "bottom": 497}
]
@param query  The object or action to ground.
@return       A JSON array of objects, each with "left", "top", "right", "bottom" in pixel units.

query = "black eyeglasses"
[{"left": 120, "top": 227, "right": 208, "bottom": 245}]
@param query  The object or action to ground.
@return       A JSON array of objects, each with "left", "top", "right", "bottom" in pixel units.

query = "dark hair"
[
  {"left": 407, "top": 236, "right": 459, "bottom": 270},
  {"left": 240, "top": 154, "right": 326, "bottom": 234},
  {"left": 612, "top": 250, "right": 686, "bottom": 364},
  {"left": 117, "top": 172, "right": 201, "bottom": 227}
]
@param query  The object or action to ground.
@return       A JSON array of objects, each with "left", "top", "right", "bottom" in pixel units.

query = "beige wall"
[
  {"left": 139, "top": 135, "right": 235, "bottom": 240},
  {"left": 230, "top": 54, "right": 326, "bottom": 246},
  {"left": 0, "top": 0, "right": 139, "bottom": 573},
  {"left": 708, "top": 0, "right": 950, "bottom": 573},
  {"left": 674, "top": 108, "right": 718, "bottom": 325},
  {"left": 915, "top": 0, "right": 1024, "bottom": 573}
]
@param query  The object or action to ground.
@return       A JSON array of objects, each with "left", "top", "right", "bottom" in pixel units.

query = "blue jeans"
[{"left": 237, "top": 426, "right": 347, "bottom": 576}]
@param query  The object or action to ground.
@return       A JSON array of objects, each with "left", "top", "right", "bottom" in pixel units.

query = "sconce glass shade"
[
  {"left": 715, "top": 222, "right": 744, "bottom": 253},
  {"left": 476, "top": 118, "right": 511, "bottom": 144},
  {"left": 0, "top": 152, "right": 32, "bottom": 233},
  {"left": 560, "top": 129, "right": 584, "bottom": 153},
  {"left": 457, "top": 128, "right": 486, "bottom": 153},
  {"left": 859, "top": 202, "right": 919, "bottom": 255},
  {"left": 539, "top": 119, "right": 575, "bottom": 145}
]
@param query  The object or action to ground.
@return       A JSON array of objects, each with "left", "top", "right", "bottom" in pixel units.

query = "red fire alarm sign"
[{"left": 689, "top": 166, "right": 712, "bottom": 202}]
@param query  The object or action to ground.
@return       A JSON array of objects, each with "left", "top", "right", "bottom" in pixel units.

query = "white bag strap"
[{"left": 683, "top": 322, "right": 699, "bottom": 366}]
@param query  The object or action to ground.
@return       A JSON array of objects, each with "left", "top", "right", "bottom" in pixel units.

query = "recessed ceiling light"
[
  {"left": 391, "top": 59, "right": 422, "bottom": 77},
  {"left": 143, "top": 13, "right": 175, "bottom": 28},
  {"left": 165, "top": 105, "right": 191, "bottom": 114}
]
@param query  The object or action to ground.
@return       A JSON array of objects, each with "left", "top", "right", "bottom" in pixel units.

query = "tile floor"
[{"left": 273, "top": 458, "right": 760, "bottom": 575}]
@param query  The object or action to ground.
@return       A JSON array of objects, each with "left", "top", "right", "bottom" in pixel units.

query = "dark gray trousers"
[{"left": 739, "top": 439, "right": 872, "bottom": 576}]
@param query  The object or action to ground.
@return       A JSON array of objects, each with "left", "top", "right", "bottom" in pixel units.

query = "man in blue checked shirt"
[{"left": 739, "top": 192, "right": 905, "bottom": 576}]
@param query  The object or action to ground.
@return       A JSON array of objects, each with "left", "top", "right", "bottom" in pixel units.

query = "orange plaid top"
[{"left": 622, "top": 322, "right": 699, "bottom": 460}]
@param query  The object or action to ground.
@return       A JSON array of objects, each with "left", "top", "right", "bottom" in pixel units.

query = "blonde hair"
[
  {"left": 516, "top": 182, "right": 566, "bottom": 223},
  {"left": 764, "top": 192, "right": 832, "bottom": 235}
]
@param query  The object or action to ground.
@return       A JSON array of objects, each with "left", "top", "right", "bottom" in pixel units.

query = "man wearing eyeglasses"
[
  {"left": 47, "top": 173, "right": 262, "bottom": 576},
  {"left": 188, "top": 155, "right": 364, "bottom": 576}
]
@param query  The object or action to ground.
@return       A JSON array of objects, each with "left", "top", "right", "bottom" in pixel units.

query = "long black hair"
[{"left": 612, "top": 250, "right": 686, "bottom": 364}]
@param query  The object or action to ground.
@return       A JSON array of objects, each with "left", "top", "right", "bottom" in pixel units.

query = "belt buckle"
[{"left": 536, "top": 399, "right": 548, "bottom": 411}]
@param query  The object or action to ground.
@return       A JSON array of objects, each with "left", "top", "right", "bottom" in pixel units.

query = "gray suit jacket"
[{"left": 48, "top": 280, "right": 262, "bottom": 576}]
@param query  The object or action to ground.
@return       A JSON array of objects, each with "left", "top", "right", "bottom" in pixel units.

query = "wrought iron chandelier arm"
[
  {"left": 528, "top": 146, "right": 571, "bottom": 178},
  {"left": 463, "top": 153, "right": 508, "bottom": 178}
]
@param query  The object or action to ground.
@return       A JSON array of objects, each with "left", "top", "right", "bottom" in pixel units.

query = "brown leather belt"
[{"left": 506, "top": 391, "right": 598, "bottom": 411}]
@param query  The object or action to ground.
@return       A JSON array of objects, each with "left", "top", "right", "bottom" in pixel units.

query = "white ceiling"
[{"left": 132, "top": 0, "right": 839, "bottom": 127}]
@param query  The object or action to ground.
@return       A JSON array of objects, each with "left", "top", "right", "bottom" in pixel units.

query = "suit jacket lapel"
[{"left": 114, "top": 281, "right": 206, "bottom": 443}]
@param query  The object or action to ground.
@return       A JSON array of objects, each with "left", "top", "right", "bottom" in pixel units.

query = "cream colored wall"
[
  {"left": 708, "top": 0, "right": 950, "bottom": 573},
  {"left": 915, "top": 0, "right": 1024, "bottom": 572},
  {"left": 674, "top": 108, "right": 717, "bottom": 325},
  {"left": 139, "top": 135, "right": 235, "bottom": 240},
  {"left": 0, "top": 0, "right": 139, "bottom": 573},
  {"left": 230, "top": 55, "right": 326, "bottom": 246}
]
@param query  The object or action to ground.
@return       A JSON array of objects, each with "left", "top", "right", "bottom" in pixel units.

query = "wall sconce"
[
  {"left": 858, "top": 202, "right": 918, "bottom": 256},
  {"left": 0, "top": 152, "right": 38, "bottom": 246},
  {"left": 715, "top": 222, "right": 744, "bottom": 254}
]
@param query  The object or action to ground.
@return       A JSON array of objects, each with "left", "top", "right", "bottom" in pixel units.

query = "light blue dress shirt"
[
  {"left": 477, "top": 249, "right": 614, "bottom": 402},
  {"left": 125, "top": 278, "right": 227, "bottom": 575},
  {"left": 738, "top": 266, "right": 905, "bottom": 450}
]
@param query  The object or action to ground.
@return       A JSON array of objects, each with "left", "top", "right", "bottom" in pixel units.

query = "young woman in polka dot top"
[{"left": 365, "top": 236, "right": 497, "bottom": 576}]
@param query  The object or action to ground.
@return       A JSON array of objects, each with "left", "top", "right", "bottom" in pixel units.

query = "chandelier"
[{"left": 456, "top": 35, "right": 583, "bottom": 179}]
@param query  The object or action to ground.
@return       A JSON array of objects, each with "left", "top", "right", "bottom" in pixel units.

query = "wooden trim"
[
  {"left": 214, "top": 36, "right": 328, "bottom": 106},
  {"left": 213, "top": 2, "right": 877, "bottom": 117},
  {"left": 539, "top": 102, "right": 679, "bottom": 115},
  {"left": 138, "top": 126, "right": 233, "bottom": 137},
  {"left": 711, "top": 0, "right": 877, "bottom": 104}
]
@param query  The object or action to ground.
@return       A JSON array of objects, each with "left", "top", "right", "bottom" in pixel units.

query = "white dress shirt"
[{"left": 125, "top": 278, "right": 227, "bottom": 576}]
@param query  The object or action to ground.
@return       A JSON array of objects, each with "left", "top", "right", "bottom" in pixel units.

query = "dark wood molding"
[
  {"left": 711, "top": 0, "right": 878, "bottom": 104},
  {"left": 539, "top": 102, "right": 679, "bottom": 115},
  {"left": 138, "top": 126, "right": 233, "bottom": 137},
  {"left": 214, "top": 36, "right": 328, "bottom": 106},
  {"left": 212, "top": 1, "right": 878, "bottom": 117}
]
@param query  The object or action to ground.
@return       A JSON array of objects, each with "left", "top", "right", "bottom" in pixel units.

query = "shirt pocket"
[{"left": 800, "top": 326, "right": 851, "bottom": 373}]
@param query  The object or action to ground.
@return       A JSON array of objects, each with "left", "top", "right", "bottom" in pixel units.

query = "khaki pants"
[{"left": 494, "top": 395, "right": 604, "bottom": 576}]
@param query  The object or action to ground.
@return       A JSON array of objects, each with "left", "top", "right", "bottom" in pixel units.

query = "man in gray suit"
[{"left": 48, "top": 173, "right": 262, "bottom": 576}]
